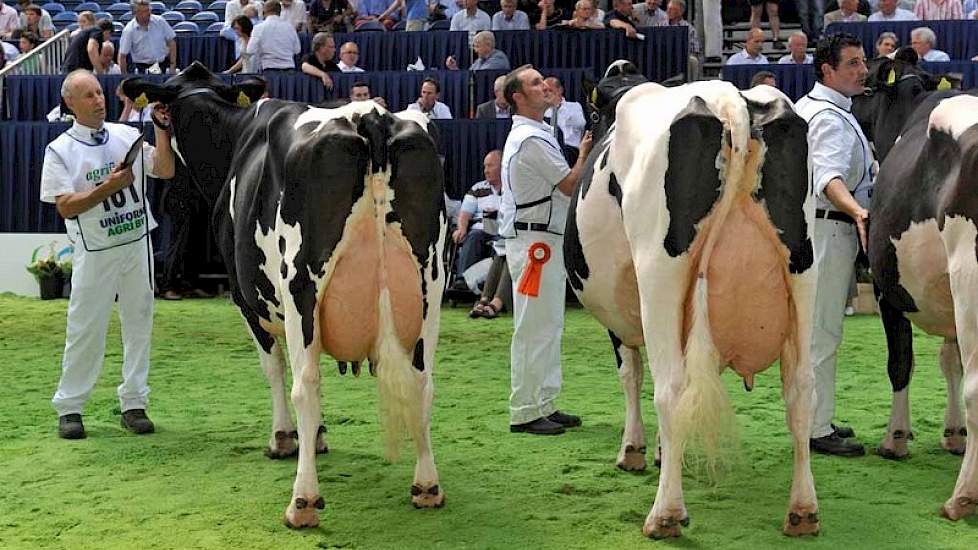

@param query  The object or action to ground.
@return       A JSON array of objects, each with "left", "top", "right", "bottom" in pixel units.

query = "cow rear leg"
[
  {"left": 613, "top": 332, "right": 648, "bottom": 472},
  {"left": 878, "top": 296, "right": 915, "bottom": 459},
  {"left": 284, "top": 334, "right": 325, "bottom": 528},
  {"left": 250, "top": 333, "right": 300, "bottom": 459},
  {"left": 940, "top": 340, "right": 967, "bottom": 455},
  {"left": 643, "top": 373, "right": 688, "bottom": 539},
  {"left": 409, "top": 331, "right": 444, "bottom": 509}
]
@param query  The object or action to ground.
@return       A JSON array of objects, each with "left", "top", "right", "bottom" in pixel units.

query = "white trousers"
[
  {"left": 506, "top": 232, "right": 565, "bottom": 425},
  {"left": 698, "top": 0, "right": 723, "bottom": 59},
  {"left": 52, "top": 237, "right": 155, "bottom": 416},
  {"left": 810, "top": 219, "right": 858, "bottom": 438}
]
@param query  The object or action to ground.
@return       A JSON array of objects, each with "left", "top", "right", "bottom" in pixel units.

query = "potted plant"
[{"left": 26, "top": 243, "right": 69, "bottom": 300}]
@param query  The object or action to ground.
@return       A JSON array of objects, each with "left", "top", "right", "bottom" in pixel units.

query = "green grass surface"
[{"left": 0, "top": 294, "right": 975, "bottom": 549}]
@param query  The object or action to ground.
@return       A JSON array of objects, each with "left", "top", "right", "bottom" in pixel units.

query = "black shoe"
[
  {"left": 810, "top": 433, "right": 865, "bottom": 457},
  {"left": 547, "top": 410, "right": 582, "bottom": 428},
  {"left": 58, "top": 414, "right": 86, "bottom": 439},
  {"left": 832, "top": 423, "right": 855, "bottom": 439},
  {"left": 184, "top": 287, "right": 214, "bottom": 299},
  {"left": 121, "top": 409, "right": 155, "bottom": 434},
  {"left": 510, "top": 417, "right": 565, "bottom": 435},
  {"left": 161, "top": 290, "right": 183, "bottom": 301}
]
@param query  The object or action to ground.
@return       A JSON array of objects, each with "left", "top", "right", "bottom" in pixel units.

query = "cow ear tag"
[
  {"left": 134, "top": 93, "right": 149, "bottom": 109},
  {"left": 937, "top": 77, "right": 951, "bottom": 90},
  {"left": 237, "top": 91, "right": 252, "bottom": 107},
  {"left": 886, "top": 68, "right": 896, "bottom": 86},
  {"left": 590, "top": 87, "right": 598, "bottom": 106}
]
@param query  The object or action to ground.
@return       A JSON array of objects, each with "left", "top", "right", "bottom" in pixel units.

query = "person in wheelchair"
[{"left": 450, "top": 149, "right": 503, "bottom": 294}]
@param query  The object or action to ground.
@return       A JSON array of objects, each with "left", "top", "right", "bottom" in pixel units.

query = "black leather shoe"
[
  {"left": 810, "top": 433, "right": 865, "bottom": 457},
  {"left": 832, "top": 423, "right": 855, "bottom": 439},
  {"left": 185, "top": 288, "right": 214, "bottom": 299},
  {"left": 121, "top": 409, "right": 155, "bottom": 434},
  {"left": 510, "top": 417, "right": 565, "bottom": 435},
  {"left": 547, "top": 410, "right": 582, "bottom": 428},
  {"left": 58, "top": 414, "right": 86, "bottom": 439}
]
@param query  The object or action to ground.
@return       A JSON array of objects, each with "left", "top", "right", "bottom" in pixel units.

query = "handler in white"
[
  {"left": 499, "top": 65, "right": 592, "bottom": 436},
  {"left": 795, "top": 34, "right": 872, "bottom": 457},
  {"left": 40, "top": 69, "right": 175, "bottom": 439}
]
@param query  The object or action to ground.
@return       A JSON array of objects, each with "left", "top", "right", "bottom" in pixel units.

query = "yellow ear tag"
[
  {"left": 937, "top": 77, "right": 951, "bottom": 91},
  {"left": 236, "top": 91, "right": 251, "bottom": 107},
  {"left": 590, "top": 87, "right": 598, "bottom": 105},
  {"left": 134, "top": 92, "right": 149, "bottom": 109},
  {"left": 886, "top": 68, "right": 896, "bottom": 86}
]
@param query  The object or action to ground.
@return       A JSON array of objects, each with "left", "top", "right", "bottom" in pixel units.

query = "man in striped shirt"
[{"left": 914, "top": 0, "right": 963, "bottom": 20}]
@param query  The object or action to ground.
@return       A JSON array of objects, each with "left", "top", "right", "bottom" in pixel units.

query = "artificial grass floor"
[{"left": 0, "top": 294, "right": 975, "bottom": 549}]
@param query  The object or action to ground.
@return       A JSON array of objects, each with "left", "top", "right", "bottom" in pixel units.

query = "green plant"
[{"left": 26, "top": 243, "right": 72, "bottom": 280}]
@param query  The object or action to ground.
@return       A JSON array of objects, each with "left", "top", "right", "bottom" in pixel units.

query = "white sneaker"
[{"left": 844, "top": 305, "right": 855, "bottom": 316}]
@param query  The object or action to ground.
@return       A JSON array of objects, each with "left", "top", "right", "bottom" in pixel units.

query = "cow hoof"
[
  {"left": 783, "top": 509, "right": 820, "bottom": 537},
  {"left": 410, "top": 484, "right": 445, "bottom": 509},
  {"left": 940, "top": 496, "right": 977, "bottom": 520},
  {"left": 283, "top": 495, "right": 325, "bottom": 528},
  {"left": 616, "top": 445, "right": 647, "bottom": 471},
  {"left": 941, "top": 427, "right": 966, "bottom": 455},
  {"left": 877, "top": 433, "right": 909, "bottom": 460},
  {"left": 642, "top": 514, "right": 688, "bottom": 539},
  {"left": 264, "top": 430, "right": 299, "bottom": 459},
  {"left": 316, "top": 425, "right": 329, "bottom": 455}
]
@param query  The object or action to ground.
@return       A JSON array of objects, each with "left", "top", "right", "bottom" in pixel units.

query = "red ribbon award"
[{"left": 517, "top": 242, "right": 551, "bottom": 297}]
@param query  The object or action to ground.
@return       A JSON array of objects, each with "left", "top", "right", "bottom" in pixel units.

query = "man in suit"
[
  {"left": 824, "top": 0, "right": 867, "bottom": 25},
  {"left": 476, "top": 75, "right": 511, "bottom": 119}
]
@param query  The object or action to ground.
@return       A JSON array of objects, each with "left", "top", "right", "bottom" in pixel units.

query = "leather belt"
[
  {"left": 815, "top": 209, "right": 855, "bottom": 224},
  {"left": 514, "top": 222, "right": 549, "bottom": 231}
]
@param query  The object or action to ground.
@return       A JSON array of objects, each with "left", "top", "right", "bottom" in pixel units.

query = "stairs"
[{"left": 701, "top": 21, "right": 808, "bottom": 79}]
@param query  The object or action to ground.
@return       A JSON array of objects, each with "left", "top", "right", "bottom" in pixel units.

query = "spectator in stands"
[
  {"left": 434, "top": 0, "right": 462, "bottom": 20},
  {"left": 17, "top": 4, "right": 53, "bottom": 40},
  {"left": 476, "top": 75, "right": 512, "bottom": 119},
  {"left": 354, "top": 0, "right": 399, "bottom": 30},
  {"left": 0, "top": 0, "right": 18, "bottom": 40},
  {"left": 452, "top": 149, "right": 503, "bottom": 294},
  {"left": 750, "top": 70, "right": 777, "bottom": 87},
  {"left": 280, "top": 0, "right": 307, "bottom": 31},
  {"left": 750, "top": 0, "right": 782, "bottom": 50},
  {"left": 634, "top": 0, "right": 667, "bottom": 26},
  {"left": 407, "top": 77, "right": 453, "bottom": 119},
  {"left": 101, "top": 42, "right": 120, "bottom": 74},
  {"left": 1, "top": 38, "right": 17, "bottom": 64},
  {"left": 869, "top": 0, "right": 918, "bottom": 20},
  {"left": 966, "top": 0, "right": 978, "bottom": 16},
  {"left": 447, "top": 30, "right": 511, "bottom": 70},
  {"left": 63, "top": 18, "right": 112, "bottom": 73},
  {"left": 119, "top": 0, "right": 177, "bottom": 74},
  {"left": 726, "top": 27, "right": 768, "bottom": 65},
  {"left": 562, "top": 0, "right": 604, "bottom": 28},
  {"left": 825, "top": 0, "right": 867, "bottom": 24},
  {"left": 492, "top": 0, "right": 530, "bottom": 30},
  {"left": 604, "top": 0, "right": 639, "bottom": 38},
  {"left": 875, "top": 31, "right": 898, "bottom": 57},
  {"left": 248, "top": 0, "right": 301, "bottom": 71},
  {"left": 544, "top": 75, "right": 586, "bottom": 164},
  {"left": 224, "top": 15, "right": 259, "bottom": 73},
  {"left": 536, "top": 0, "right": 565, "bottom": 28},
  {"left": 796, "top": 0, "right": 825, "bottom": 42},
  {"left": 450, "top": 0, "right": 491, "bottom": 32},
  {"left": 914, "top": 0, "right": 964, "bottom": 20},
  {"left": 337, "top": 41, "right": 365, "bottom": 72},
  {"left": 16, "top": 31, "right": 40, "bottom": 71},
  {"left": 225, "top": 0, "right": 262, "bottom": 27},
  {"left": 348, "top": 80, "right": 388, "bottom": 107},
  {"left": 309, "top": 0, "right": 352, "bottom": 33},
  {"left": 301, "top": 32, "right": 339, "bottom": 88},
  {"left": 779, "top": 31, "right": 813, "bottom": 64},
  {"left": 665, "top": 0, "right": 701, "bottom": 80},
  {"left": 402, "top": 0, "right": 428, "bottom": 31},
  {"left": 72, "top": 11, "right": 95, "bottom": 38},
  {"left": 116, "top": 81, "right": 154, "bottom": 122},
  {"left": 910, "top": 26, "right": 951, "bottom": 61}
]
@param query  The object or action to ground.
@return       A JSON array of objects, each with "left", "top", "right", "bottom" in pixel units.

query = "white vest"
[
  {"left": 47, "top": 123, "right": 157, "bottom": 251},
  {"left": 499, "top": 116, "right": 570, "bottom": 237},
  {"left": 796, "top": 84, "right": 875, "bottom": 209}
]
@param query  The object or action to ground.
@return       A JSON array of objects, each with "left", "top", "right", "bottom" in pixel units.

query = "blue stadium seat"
[
  {"left": 66, "top": 22, "right": 79, "bottom": 31},
  {"left": 173, "top": 20, "right": 199, "bottom": 33},
  {"left": 94, "top": 11, "right": 113, "bottom": 21},
  {"left": 119, "top": 11, "right": 133, "bottom": 22},
  {"left": 392, "top": 19, "right": 406, "bottom": 31},
  {"left": 41, "top": 2, "right": 66, "bottom": 15},
  {"left": 204, "top": 21, "right": 224, "bottom": 33},
  {"left": 429, "top": 19, "right": 450, "bottom": 30},
  {"left": 113, "top": 21, "right": 124, "bottom": 32},
  {"left": 75, "top": 2, "right": 99, "bottom": 11},
  {"left": 106, "top": 2, "right": 130, "bottom": 15},
  {"left": 174, "top": 0, "right": 202, "bottom": 14},
  {"left": 190, "top": 11, "right": 218, "bottom": 23},
  {"left": 162, "top": 10, "right": 184, "bottom": 22},
  {"left": 51, "top": 11, "right": 78, "bottom": 23},
  {"left": 206, "top": 0, "right": 226, "bottom": 12},
  {"left": 150, "top": 1, "right": 167, "bottom": 14}
]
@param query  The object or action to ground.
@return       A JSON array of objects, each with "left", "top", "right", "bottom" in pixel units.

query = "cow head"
[
  {"left": 583, "top": 60, "right": 649, "bottom": 143},
  {"left": 121, "top": 61, "right": 267, "bottom": 202}
]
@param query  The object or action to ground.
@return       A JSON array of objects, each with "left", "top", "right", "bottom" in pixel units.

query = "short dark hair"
[
  {"left": 23, "top": 4, "right": 42, "bottom": 16},
  {"left": 750, "top": 70, "right": 776, "bottom": 87},
  {"left": 503, "top": 64, "right": 534, "bottom": 111},
  {"left": 20, "top": 31, "right": 41, "bottom": 47},
  {"left": 96, "top": 18, "right": 114, "bottom": 32},
  {"left": 232, "top": 15, "right": 253, "bottom": 35},
  {"left": 421, "top": 77, "right": 440, "bottom": 93},
  {"left": 264, "top": 0, "right": 281, "bottom": 15},
  {"left": 814, "top": 33, "right": 863, "bottom": 82},
  {"left": 351, "top": 80, "right": 369, "bottom": 90}
]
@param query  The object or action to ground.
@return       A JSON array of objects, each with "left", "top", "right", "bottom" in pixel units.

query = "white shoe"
[{"left": 844, "top": 305, "right": 855, "bottom": 316}]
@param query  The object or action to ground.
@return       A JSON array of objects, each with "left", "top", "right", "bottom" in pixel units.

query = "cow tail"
[{"left": 375, "top": 288, "right": 425, "bottom": 462}]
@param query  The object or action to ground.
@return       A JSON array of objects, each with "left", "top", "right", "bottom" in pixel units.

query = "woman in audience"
[
  {"left": 71, "top": 11, "right": 95, "bottom": 38},
  {"left": 224, "top": 15, "right": 259, "bottom": 74}
]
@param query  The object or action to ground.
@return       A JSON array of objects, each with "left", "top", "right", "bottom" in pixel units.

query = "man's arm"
[
  {"left": 87, "top": 38, "right": 103, "bottom": 73},
  {"left": 809, "top": 113, "right": 869, "bottom": 249},
  {"left": 607, "top": 18, "right": 636, "bottom": 37},
  {"left": 118, "top": 28, "right": 130, "bottom": 74},
  {"left": 167, "top": 38, "right": 177, "bottom": 73},
  {"left": 55, "top": 167, "right": 136, "bottom": 219},
  {"left": 452, "top": 210, "right": 472, "bottom": 242},
  {"left": 823, "top": 179, "right": 869, "bottom": 251},
  {"left": 555, "top": 130, "right": 593, "bottom": 195}
]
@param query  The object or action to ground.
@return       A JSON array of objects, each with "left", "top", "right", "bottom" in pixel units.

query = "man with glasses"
[{"left": 337, "top": 41, "right": 365, "bottom": 72}]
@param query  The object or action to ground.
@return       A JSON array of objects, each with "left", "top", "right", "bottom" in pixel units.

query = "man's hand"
[
  {"left": 151, "top": 103, "right": 170, "bottom": 129},
  {"left": 373, "top": 96, "right": 387, "bottom": 108},
  {"left": 853, "top": 207, "right": 869, "bottom": 253},
  {"left": 452, "top": 226, "right": 466, "bottom": 244},
  {"left": 106, "top": 164, "right": 135, "bottom": 193},
  {"left": 445, "top": 55, "right": 458, "bottom": 70},
  {"left": 321, "top": 73, "right": 333, "bottom": 89},
  {"left": 578, "top": 130, "right": 594, "bottom": 159},
  {"left": 624, "top": 24, "right": 637, "bottom": 38}
]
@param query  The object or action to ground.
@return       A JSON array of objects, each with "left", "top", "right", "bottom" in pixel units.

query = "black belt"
[
  {"left": 514, "top": 222, "right": 548, "bottom": 231},
  {"left": 815, "top": 209, "right": 855, "bottom": 224}
]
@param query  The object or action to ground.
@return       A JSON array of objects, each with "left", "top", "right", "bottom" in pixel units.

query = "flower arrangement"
[{"left": 26, "top": 243, "right": 73, "bottom": 299}]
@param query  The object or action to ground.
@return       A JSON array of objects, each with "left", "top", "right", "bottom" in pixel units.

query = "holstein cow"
[
  {"left": 565, "top": 62, "right": 818, "bottom": 537},
  {"left": 860, "top": 78, "right": 978, "bottom": 518},
  {"left": 123, "top": 62, "right": 447, "bottom": 527}
]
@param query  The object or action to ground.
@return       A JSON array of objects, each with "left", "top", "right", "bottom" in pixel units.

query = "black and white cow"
[
  {"left": 123, "top": 62, "right": 447, "bottom": 527},
  {"left": 565, "top": 62, "right": 818, "bottom": 537},
  {"left": 859, "top": 72, "right": 978, "bottom": 519}
]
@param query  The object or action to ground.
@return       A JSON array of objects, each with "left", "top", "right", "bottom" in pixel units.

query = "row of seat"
[
  {"left": 50, "top": 9, "right": 220, "bottom": 23},
  {"left": 40, "top": 1, "right": 226, "bottom": 15},
  {"left": 60, "top": 19, "right": 222, "bottom": 33}
]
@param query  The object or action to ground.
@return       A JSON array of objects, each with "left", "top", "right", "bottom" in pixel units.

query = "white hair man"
[
  {"left": 476, "top": 75, "right": 511, "bottom": 119},
  {"left": 911, "top": 26, "right": 950, "bottom": 62},
  {"left": 868, "top": 0, "right": 918, "bottom": 21},
  {"left": 778, "top": 31, "right": 813, "bottom": 64}
]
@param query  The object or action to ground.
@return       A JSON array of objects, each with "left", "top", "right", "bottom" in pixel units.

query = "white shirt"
[
  {"left": 499, "top": 115, "right": 571, "bottom": 237},
  {"left": 246, "top": 15, "right": 301, "bottom": 70},
  {"left": 726, "top": 49, "right": 769, "bottom": 66},
  {"left": 545, "top": 99, "right": 586, "bottom": 148},
  {"left": 0, "top": 3, "right": 19, "bottom": 37},
  {"left": 460, "top": 179, "right": 502, "bottom": 232},
  {"left": 337, "top": 60, "right": 365, "bottom": 72},
  {"left": 280, "top": 0, "right": 307, "bottom": 30},
  {"left": 491, "top": 9, "right": 530, "bottom": 30},
  {"left": 868, "top": 8, "right": 918, "bottom": 21},
  {"left": 921, "top": 48, "right": 951, "bottom": 62},
  {"left": 407, "top": 100, "right": 452, "bottom": 119},
  {"left": 778, "top": 53, "right": 813, "bottom": 64},
  {"left": 449, "top": 8, "right": 491, "bottom": 32},
  {"left": 119, "top": 15, "right": 176, "bottom": 64},
  {"left": 225, "top": 0, "right": 263, "bottom": 26},
  {"left": 633, "top": 4, "right": 667, "bottom": 27},
  {"left": 2, "top": 39, "right": 17, "bottom": 61}
]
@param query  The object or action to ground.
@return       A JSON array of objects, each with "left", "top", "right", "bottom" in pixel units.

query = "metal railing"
[{"left": 1, "top": 29, "right": 71, "bottom": 119}]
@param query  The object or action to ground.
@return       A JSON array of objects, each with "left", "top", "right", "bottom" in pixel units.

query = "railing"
[{"left": 1, "top": 29, "right": 71, "bottom": 120}]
